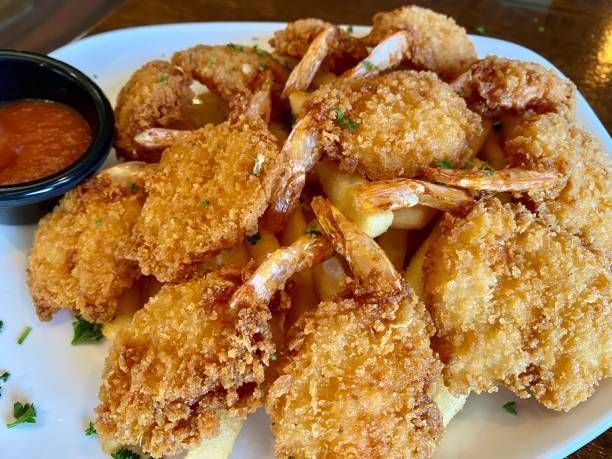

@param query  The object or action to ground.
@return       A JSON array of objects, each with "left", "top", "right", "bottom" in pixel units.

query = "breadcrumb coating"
[
  {"left": 114, "top": 60, "right": 194, "bottom": 162},
  {"left": 267, "top": 291, "right": 443, "bottom": 458},
  {"left": 269, "top": 18, "right": 367, "bottom": 73},
  {"left": 130, "top": 119, "right": 281, "bottom": 282},
  {"left": 363, "top": 6, "right": 477, "bottom": 80},
  {"left": 451, "top": 56, "right": 576, "bottom": 118},
  {"left": 172, "top": 44, "right": 289, "bottom": 103},
  {"left": 27, "top": 172, "right": 146, "bottom": 323},
  {"left": 424, "top": 199, "right": 611, "bottom": 411},
  {"left": 505, "top": 113, "right": 612, "bottom": 257},
  {"left": 96, "top": 267, "right": 274, "bottom": 457},
  {"left": 305, "top": 70, "right": 483, "bottom": 179}
]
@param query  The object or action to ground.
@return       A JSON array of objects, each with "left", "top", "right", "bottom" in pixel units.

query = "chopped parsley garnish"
[
  {"left": 128, "top": 182, "right": 138, "bottom": 191},
  {"left": 537, "top": 26, "right": 545, "bottom": 33},
  {"left": 6, "top": 402, "right": 36, "bottom": 428},
  {"left": 305, "top": 229, "right": 322, "bottom": 236},
  {"left": 475, "top": 26, "right": 486, "bottom": 35},
  {"left": 252, "top": 153, "right": 266, "bottom": 176},
  {"left": 226, "top": 43, "right": 244, "bottom": 52},
  {"left": 435, "top": 161, "right": 454, "bottom": 169},
  {"left": 247, "top": 232, "right": 262, "bottom": 245},
  {"left": 270, "top": 354, "right": 278, "bottom": 361},
  {"left": 462, "top": 161, "right": 475, "bottom": 169},
  {"left": 71, "top": 315, "right": 103, "bottom": 345},
  {"left": 252, "top": 44, "right": 269, "bottom": 56},
  {"left": 95, "top": 218, "right": 103, "bottom": 227},
  {"left": 502, "top": 401, "right": 517, "bottom": 415},
  {"left": 0, "top": 371, "right": 9, "bottom": 382},
  {"left": 480, "top": 161, "right": 495, "bottom": 176},
  {"left": 334, "top": 108, "right": 359, "bottom": 132},
  {"left": 492, "top": 120, "right": 503, "bottom": 132},
  {"left": 85, "top": 421, "right": 97, "bottom": 436},
  {"left": 17, "top": 326, "right": 31, "bottom": 345},
  {"left": 0, "top": 320, "right": 3, "bottom": 332},
  {"left": 363, "top": 60, "right": 377, "bottom": 71},
  {"left": 200, "top": 199, "right": 210, "bottom": 207},
  {"left": 209, "top": 57, "right": 217, "bottom": 65},
  {"left": 257, "top": 63, "right": 268, "bottom": 72},
  {"left": 111, "top": 448, "right": 140, "bottom": 459},
  {"left": 159, "top": 74, "right": 168, "bottom": 84},
  {"left": 346, "top": 25, "right": 354, "bottom": 33}
]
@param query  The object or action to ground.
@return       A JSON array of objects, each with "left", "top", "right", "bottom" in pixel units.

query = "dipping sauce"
[{"left": 0, "top": 99, "right": 92, "bottom": 185}]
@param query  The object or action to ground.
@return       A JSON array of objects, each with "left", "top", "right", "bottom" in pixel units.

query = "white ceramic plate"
[{"left": 0, "top": 23, "right": 610, "bottom": 459}]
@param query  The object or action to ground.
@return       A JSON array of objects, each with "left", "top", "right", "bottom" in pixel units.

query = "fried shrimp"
[
  {"left": 451, "top": 56, "right": 576, "bottom": 118},
  {"left": 114, "top": 60, "right": 194, "bottom": 162},
  {"left": 505, "top": 113, "right": 612, "bottom": 257},
  {"left": 424, "top": 198, "right": 611, "bottom": 411},
  {"left": 363, "top": 5, "right": 477, "bottom": 80},
  {"left": 27, "top": 162, "right": 148, "bottom": 323},
  {"left": 129, "top": 116, "right": 281, "bottom": 282},
  {"left": 95, "top": 267, "right": 274, "bottom": 457},
  {"left": 269, "top": 18, "right": 367, "bottom": 74},
  {"left": 266, "top": 198, "right": 443, "bottom": 458},
  {"left": 172, "top": 44, "right": 289, "bottom": 104}
]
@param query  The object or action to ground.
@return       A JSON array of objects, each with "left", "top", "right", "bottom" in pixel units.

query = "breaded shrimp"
[
  {"left": 95, "top": 267, "right": 273, "bottom": 457},
  {"left": 172, "top": 44, "right": 289, "bottom": 104},
  {"left": 265, "top": 198, "right": 443, "bottom": 458},
  {"left": 114, "top": 60, "right": 194, "bottom": 162},
  {"left": 129, "top": 116, "right": 282, "bottom": 282},
  {"left": 424, "top": 198, "right": 611, "bottom": 411},
  {"left": 363, "top": 5, "right": 477, "bottom": 80},
  {"left": 505, "top": 113, "right": 612, "bottom": 257},
  {"left": 27, "top": 162, "right": 148, "bottom": 323},
  {"left": 451, "top": 56, "right": 576, "bottom": 118},
  {"left": 269, "top": 18, "right": 367, "bottom": 74}
]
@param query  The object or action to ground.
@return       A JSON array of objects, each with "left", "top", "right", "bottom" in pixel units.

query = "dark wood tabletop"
[{"left": 89, "top": 1, "right": 610, "bottom": 457}]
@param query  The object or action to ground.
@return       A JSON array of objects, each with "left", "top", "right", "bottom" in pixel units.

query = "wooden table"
[{"left": 89, "top": 1, "right": 610, "bottom": 457}]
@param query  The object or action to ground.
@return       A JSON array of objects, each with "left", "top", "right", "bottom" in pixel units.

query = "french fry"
[
  {"left": 186, "top": 413, "right": 245, "bottom": 459},
  {"left": 392, "top": 205, "right": 437, "bottom": 230},
  {"left": 288, "top": 91, "right": 310, "bottom": 118},
  {"left": 102, "top": 285, "right": 143, "bottom": 340},
  {"left": 430, "top": 380, "right": 469, "bottom": 427},
  {"left": 473, "top": 119, "right": 492, "bottom": 153},
  {"left": 311, "top": 71, "right": 337, "bottom": 89},
  {"left": 216, "top": 243, "right": 251, "bottom": 267},
  {"left": 376, "top": 229, "right": 409, "bottom": 271},
  {"left": 316, "top": 159, "right": 393, "bottom": 237},
  {"left": 247, "top": 230, "right": 281, "bottom": 265},
  {"left": 313, "top": 255, "right": 350, "bottom": 300},
  {"left": 480, "top": 130, "right": 508, "bottom": 170},
  {"left": 282, "top": 208, "right": 309, "bottom": 245}
]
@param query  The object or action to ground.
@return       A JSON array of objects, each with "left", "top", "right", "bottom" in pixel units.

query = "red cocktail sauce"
[{"left": 0, "top": 99, "right": 92, "bottom": 185}]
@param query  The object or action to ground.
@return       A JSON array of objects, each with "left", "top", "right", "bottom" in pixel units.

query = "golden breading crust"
[
  {"left": 304, "top": 70, "right": 483, "bottom": 179},
  {"left": 129, "top": 120, "right": 281, "bottom": 282},
  {"left": 505, "top": 113, "right": 612, "bottom": 257},
  {"left": 269, "top": 18, "right": 368, "bottom": 73},
  {"left": 96, "top": 267, "right": 274, "bottom": 457},
  {"left": 172, "top": 44, "right": 289, "bottom": 103},
  {"left": 114, "top": 60, "right": 194, "bottom": 162},
  {"left": 424, "top": 199, "right": 611, "bottom": 411},
  {"left": 451, "top": 56, "right": 576, "bottom": 118},
  {"left": 27, "top": 174, "right": 146, "bottom": 323},
  {"left": 266, "top": 292, "right": 443, "bottom": 458},
  {"left": 363, "top": 5, "right": 477, "bottom": 80}
]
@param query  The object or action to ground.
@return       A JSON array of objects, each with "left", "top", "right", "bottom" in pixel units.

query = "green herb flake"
[
  {"left": 346, "top": 25, "right": 354, "bottom": 33},
  {"left": 334, "top": 108, "right": 359, "bottom": 132},
  {"left": 462, "top": 161, "right": 475, "bottom": 169},
  {"left": 0, "top": 371, "right": 9, "bottom": 382},
  {"left": 363, "top": 60, "right": 377, "bottom": 71},
  {"left": 6, "top": 402, "right": 36, "bottom": 428},
  {"left": 475, "top": 26, "right": 486, "bottom": 35},
  {"left": 200, "top": 199, "right": 210, "bottom": 207},
  {"left": 17, "top": 326, "right": 32, "bottom": 345},
  {"left": 227, "top": 43, "right": 244, "bottom": 52},
  {"left": 209, "top": 57, "right": 217, "bottom": 65},
  {"left": 252, "top": 44, "right": 269, "bottom": 56},
  {"left": 0, "top": 320, "right": 3, "bottom": 332},
  {"left": 71, "top": 315, "right": 104, "bottom": 345},
  {"left": 95, "top": 218, "right": 103, "bottom": 228},
  {"left": 537, "top": 26, "right": 545, "bottom": 33},
  {"left": 257, "top": 63, "right": 268, "bottom": 72},
  {"left": 247, "top": 232, "right": 262, "bottom": 245},
  {"left": 128, "top": 182, "right": 138, "bottom": 191},
  {"left": 479, "top": 161, "right": 495, "bottom": 176},
  {"left": 111, "top": 447, "right": 140, "bottom": 459},
  {"left": 502, "top": 401, "right": 517, "bottom": 415},
  {"left": 159, "top": 74, "right": 168, "bottom": 84},
  {"left": 252, "top": 153, "right": 266, "bottom": 176},
  {"left": 305, "top": 229, "right": 322, "bottom": 236},
  {"left": 270, "top": 354, "right": 278, "bottom": 361},
  {"left": 492, "top": 120, "right": 503, "bottom": 132},
  {"left": 435, "top": 161, "right": 454, "bottom": 169},
  {"left": 85, "top": 421, "right": 97, "bottom": 436}
]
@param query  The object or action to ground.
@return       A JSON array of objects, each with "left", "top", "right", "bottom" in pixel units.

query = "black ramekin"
[{"left": 0, "top": 49, "right": 114, "bottom": 224}]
